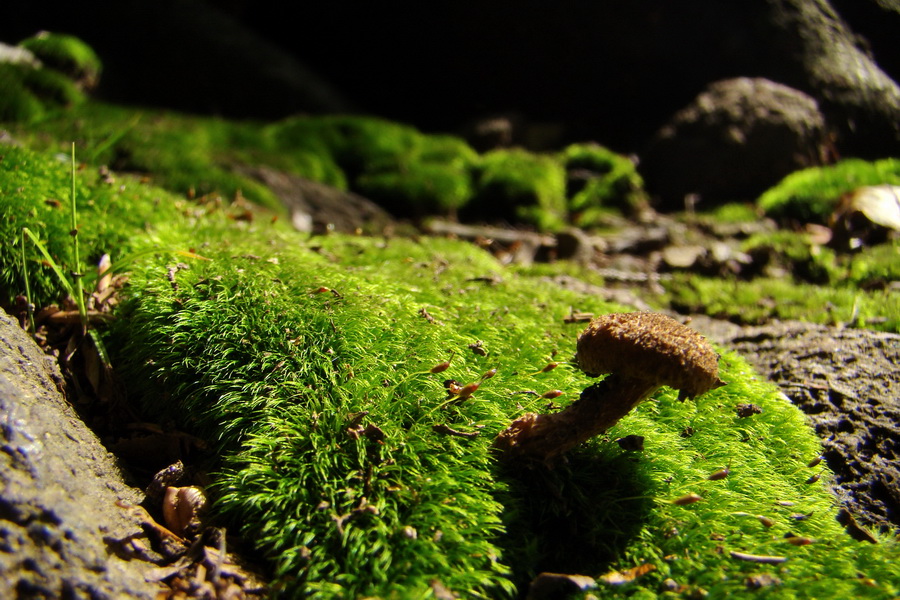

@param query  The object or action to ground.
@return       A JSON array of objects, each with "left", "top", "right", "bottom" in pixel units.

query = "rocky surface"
[
  {"left": 692, "top": 316, "right": 900, "bottom": 534},
  {"left": 239, "top": 165, "right": 395, "bottom": 234},
  {"left": 0, "top": 312, "right": 159, "bottom": 599},
  {"left": 766, "top": 0, "right": 900, "bottom": 156}
]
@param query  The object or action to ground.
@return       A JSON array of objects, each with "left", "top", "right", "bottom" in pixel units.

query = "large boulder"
[
  {"left": 641, "top": 78, "right": 827, "bottom": 209},
  {"left": 765, "top": 0, "right": 900, "bottom": 156}
]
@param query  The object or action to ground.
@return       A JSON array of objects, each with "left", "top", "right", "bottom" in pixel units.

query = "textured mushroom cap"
[{"left": 575, "top": 312, "right": 724, "bottom": 398}]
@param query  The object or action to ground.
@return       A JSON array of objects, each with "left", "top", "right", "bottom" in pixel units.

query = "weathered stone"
[
  {"left": 642, "top": 78, "right": 827, "bottom": 208},
  {"left": 767, "top": 0, "right": 900, "bottom": 156},
  {"left": 240, "top": 165, "right": 395, "bottom": 235},
  {"left": 0, "top": 312, "right": 159, "bottom": 599}
]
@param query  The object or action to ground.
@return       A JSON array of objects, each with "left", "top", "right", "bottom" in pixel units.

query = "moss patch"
[
  {"left": 658, "top": 228, "right": 900, "bottom": 332},
  {"left": 2, "top": 145, "right": 898, "bottom": 598},
  {"left": 561, "top": 142, "right": 649, "bottom": 224},
  {"left": 0, "top": 144, "right": 199, "bottom": 308},
  {"left": 664, "top": 273, "right": 899, "bottom": 332},
  {"left": 758, "top": 158, "right": 900, "bottom": 224},
  {"left": 0, "top": 32, "right": 101, "bottom": 124},
  {"left": 18, "top": 31, "right": 102, "bottom": 90},
  {"left": 465, "top": 148, "right": 568, "bottom": 230}
]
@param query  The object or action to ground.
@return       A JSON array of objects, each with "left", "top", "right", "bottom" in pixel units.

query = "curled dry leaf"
[
  {"left": 729, "top": 551, "right": 787, "bottom": 564},
  {"left": 672, "top": 493, "right": 703, "bottom": 506},
  {"left": 162, "top": 486, "right": 207, "bottom": 536}
]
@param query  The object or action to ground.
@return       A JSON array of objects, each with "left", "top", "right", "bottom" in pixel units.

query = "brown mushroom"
[{"left": 493, "top": 312, "right": 725, "bottom": 462}]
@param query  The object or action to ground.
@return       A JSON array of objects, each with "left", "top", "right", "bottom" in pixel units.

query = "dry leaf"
[{"left": 598, "top": 563, "right": 656, "bottom": 585}]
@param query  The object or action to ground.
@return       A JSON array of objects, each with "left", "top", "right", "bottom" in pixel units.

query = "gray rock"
[
  {"left": 642, "top": 77, "right": 827, "bottom": 208},
  {"left": 0, "top": 312, "right": 159, "bottom": 599},
  {"left": 767, "top": 0, "right": 900, "bottom": 155},
  {"left": 240, "top": 165, "right": 395, "bottom": 235}
]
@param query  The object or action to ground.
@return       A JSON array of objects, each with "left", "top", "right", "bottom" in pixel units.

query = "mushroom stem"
[{"left": 493, "top": 374, "right": 658, "bottom": 463}]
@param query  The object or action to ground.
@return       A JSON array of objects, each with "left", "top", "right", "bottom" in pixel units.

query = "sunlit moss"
[
  {"left": 3, "top": 48, "right": 899, "bottom": 597},
  {"left": 561, "top": 142, "right": 649, "bottom": 224},
  {"left": 466, "top": 148, "right": 567, "bottom": 230},
  {"left": 758, "top": 158, "right": 900, "bottom": 223},
  {"left": 663, "top": 273, "right": 899, "bottom": 332},
  {"left": 18, "top": 31, "right": 102, "bottom": 90}
]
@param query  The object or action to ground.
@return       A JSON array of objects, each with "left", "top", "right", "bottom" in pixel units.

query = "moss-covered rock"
[
  {"left": 269, "top": 116, "right": 478, "bottom": 217},
  {"left": 0, "top": 58, "right": 85, "bottom": 123},
  {"left": 0, "top": 63, "right": 48, "bottom": 123},
  {"left": 18, "top": 32, "right": 102, "bottom": 91},
  {"left": 561, "top": 143, "right": 649, "bottom": 224},
  {"left": 741, "top": 230, "right": 841, "bottom": 284},
  {"left": 758, "top": 158, "right": 900, "bottom": 224},
  {"left": 0, "top": 33, "right": 100, "bottom": 124},
  {"left": 465, "top": 148, "right": 567, "bottom": 230}
]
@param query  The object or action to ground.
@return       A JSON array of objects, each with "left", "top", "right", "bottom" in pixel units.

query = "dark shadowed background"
[{"left": 3, "top": 0, "right": 899, "bottom": 156}]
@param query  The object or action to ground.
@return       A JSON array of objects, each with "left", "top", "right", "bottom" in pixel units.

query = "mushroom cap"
[{"left": 575, "top": 312, "right": 724, "bottom": 399}]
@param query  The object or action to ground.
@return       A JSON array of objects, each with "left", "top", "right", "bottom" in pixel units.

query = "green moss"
[
  {"left": 18, "top": 32, "right": 102, "bottom": 89},
  {"left": 664, "top": 274, "right": 899, "bottom": 332},
  {"left": 758, "top": 158, "right": 900, "bottom": 224},
  {"left": 466, "top": 148, "right": 567, "bottom": 231},
  {"left": 268, "top": 115, "right": 420, "bottom": 178},
  {"left": 107, "top": 223, "right": 899, "bottom": 597},
  {"left": 561, "top": 143, "right": 649, "bottom": 224},
  {"left": 353, "top": 134, "right": 476, "bottom": 216},
  {"left": 0, "top": 33, "right": 99, "bottom": 124},
  {"left": 699, "top": 202, "right": 762, "bottom": 224},
  {"left": 356, "top": 163, "right": 472, "bottom": 216},
  {"left": 742, "top": 230, "right": 842, "bottom": 285},
  {"left": 269, "top": 116, "right": 477, "bottom": 215},
  {"left": 5, "top": 102, "right": 285, "bottom": 212},
  {"left": 659, "top": 231, "right": 899, "bottom": 333},
  {"left": 0, "top": 144, "right": 206, "bottom": 308},
  {"left": 847, "top": 241, "right": 900, "bottom": 287},
  {"left": 0, "top": 63, "right": 46, "bottom": 123},
  {"left": 4, "top": 149, "right": 900, "bottom": 598},
  {"left": 0, "top": 61, "right": 85, "bottom": 123}
]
